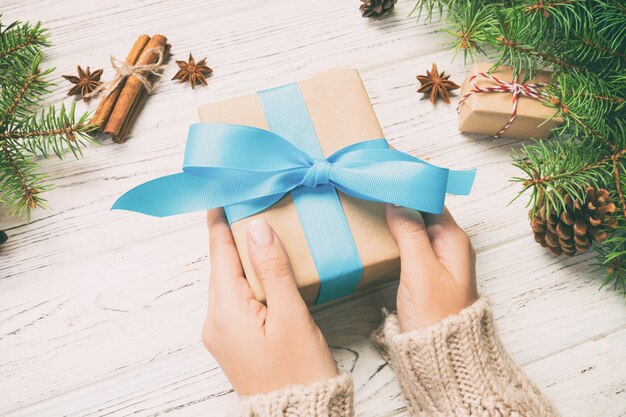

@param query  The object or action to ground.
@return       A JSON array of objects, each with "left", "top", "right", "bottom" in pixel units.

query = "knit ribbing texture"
[
  {"left": 236, "top": 373, "right": 354, "bottom": 417},
  {"left": 372, "top": 297, "right": 561, "bottom": 417}
]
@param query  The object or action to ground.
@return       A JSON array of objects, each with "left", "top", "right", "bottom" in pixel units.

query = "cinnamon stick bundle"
[
  {"left": 91, "top": 34, "right": 150, "bottom": 130},
  {"left": 95, "top": 34, "right": 168, "bottom": 143}
]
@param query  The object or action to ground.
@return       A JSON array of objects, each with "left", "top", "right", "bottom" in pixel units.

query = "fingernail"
[{"left": 248, "top": 218, "right": 274, "bottom": 246}]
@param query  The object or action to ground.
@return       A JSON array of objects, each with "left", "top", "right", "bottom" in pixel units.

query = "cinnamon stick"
[
  {"left": 92, "top": 34, "right": 151, "bottom": 130},
  {"left": 115, "top": 43, "right": 170, "bottom": 142},
  {"left": 117, "top": 87, "right": 148, "bottom": 143},
  {"left": 104, "top": 34, "right": 168, "bottom": 143}
]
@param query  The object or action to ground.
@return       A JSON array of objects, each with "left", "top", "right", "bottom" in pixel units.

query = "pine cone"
[
  {"left": 531, "top": 187, "right": 618, "bottom": 256},
  {"left": 360, "top": 0, "right": 397, "bottom": 17}
]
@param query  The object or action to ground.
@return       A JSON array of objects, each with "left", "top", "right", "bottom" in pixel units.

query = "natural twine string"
[
  {"left": 456, "top": 72, "right": 548, "bottom": 138},
  {"left": 84, "top": 46, "right": 167, "bottom": 99}
]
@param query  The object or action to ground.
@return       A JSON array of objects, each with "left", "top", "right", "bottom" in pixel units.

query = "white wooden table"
[{"left": 1, "top": 1, "right": 625, "bottom": 416}]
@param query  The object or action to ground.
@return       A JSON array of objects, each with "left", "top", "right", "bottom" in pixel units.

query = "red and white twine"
[{"left": 456, "top": 72, "right": 548, "bottom": 138}]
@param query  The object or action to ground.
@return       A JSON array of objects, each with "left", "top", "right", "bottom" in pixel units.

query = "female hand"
[
  {"left": 202, "top": 209, "right": 337, "bottom": 396},
  {"left": 386, "top": 204, "right": 479, "bottom": 332}
]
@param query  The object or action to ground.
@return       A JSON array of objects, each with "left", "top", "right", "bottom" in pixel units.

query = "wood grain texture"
[{"left": 0, "top": 0, "right": 624, "bottom": 416}]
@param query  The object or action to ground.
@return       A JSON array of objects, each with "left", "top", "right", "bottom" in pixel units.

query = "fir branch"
[
  {"left": 0, "top": 54, "right": 53, "bottom": 128},
  {"left": 0, "top": 18, "right": 95, "bottom": 219},
  {"left": 522, "top": 0, "right": 589, "bottom": 37},
  {"left": 612, "top": 158, "right": 626, "bottom": 218},
  {"left": 442, "top": 1, "right": 497, "bottom": 62},
  {"left": 1, "top": 143, "right": 31, "bottom": 203},
  {"left": 589, "top": 94, "right": 625, "bottom": 105},
  {"left": 576, "top": 34, "right": 626, "bottom": 60},
  {"left": 524, "top": 0, "right": 576, "bottom": 15},
  {"left": 595, "top": 0, "right": 626, "bottom": 53},
  {"left": 415, "top": 0, "right": 626, "bottom": 293},
  {"left": 512, "top": 139, "right": 617, "bottom": 216},
  {"left": 544, "top": 70, "right": 624, "bottom": 150},
  {"left": 495, "top": 34, "right": 576, "bottom": 72},
  {"left": 410, "top": 0, "right": 468, "bottom": 20},
  {"left": 595, "top": 224, "right": 626, "bottom": 295},
  {"left": 10, "top": 102, "right": 97, "bottom": 159},
  {"left": 0, "top": 142, "right": 47, "bottom": 216},
  {"left": 0, "top": 20, "right": 48, "bottom": 74}
]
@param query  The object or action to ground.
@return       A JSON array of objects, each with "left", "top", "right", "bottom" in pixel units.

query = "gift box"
[
  {"left": 197, "top": 70, "right": 401, "bottom": 305},
  {"left": 113, "top": 69, "right": 475, "bottom": 305},
  {"left": 458, "top": 62, "right": 562, "bottom": 139}
]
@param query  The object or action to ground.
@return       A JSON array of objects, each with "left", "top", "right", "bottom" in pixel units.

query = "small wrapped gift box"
[
  {"left": 457, "top": 62, "right": 562, "bottom": 139},
  {"left": 113, "top": 69, "right": 475, "bottom": 305}
]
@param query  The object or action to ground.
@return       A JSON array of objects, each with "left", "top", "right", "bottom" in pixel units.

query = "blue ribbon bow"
[
  {"left": 112, "top": 123, "right": 475, "bottom": 218},
  {"left": 112, "top": 82, "right": 476, "bottom": 304}
]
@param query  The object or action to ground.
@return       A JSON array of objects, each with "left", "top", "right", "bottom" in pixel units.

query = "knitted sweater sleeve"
[
  {"left": 236, "top": 373, "right": 354, "bottom": 417},
  {"left": 372, "top": 297, "right": 560, "bottom": 417}
]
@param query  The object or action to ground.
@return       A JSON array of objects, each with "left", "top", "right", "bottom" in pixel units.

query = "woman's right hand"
[
  {"left": 385, "top": 204, "right": 478, "bottom": 332},
  {"left": 202, "top": 209, "right": 338, "bottom": 396}
]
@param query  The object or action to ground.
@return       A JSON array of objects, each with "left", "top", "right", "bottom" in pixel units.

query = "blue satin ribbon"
[
  {"left": 256, "top": 84, "right": 363, "bottom": 304},
  {"left": 112, "top": 125, "right": 476, "bottom": 217},
  {"left": 112, "top": 83, "right": 476, "bottom": 304}
]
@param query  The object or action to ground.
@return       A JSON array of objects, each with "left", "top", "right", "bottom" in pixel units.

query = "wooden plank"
[
  {"left": 525, "top": 326, "right": 626, "bottom": 417},
  {"left": 1, "top": 0, "right": 625, "bottom": 416},
  {"left": 2, "top": 238, "right": 624, "bottom": 415}
]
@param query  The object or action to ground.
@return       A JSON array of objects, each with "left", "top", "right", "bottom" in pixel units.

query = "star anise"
[
  {"left": 416, "top": 63, "right": 460, "bottom": 104},
  {"left": 172, "top": 53, "right": 213, "bottom": 89},
  {"left": 62, "top": 65, "right": 103, "bottom": 102}
]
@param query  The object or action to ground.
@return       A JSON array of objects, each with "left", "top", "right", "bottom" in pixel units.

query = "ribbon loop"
[{"left": 302, "top": 159, "right": 332, "bottom": 188}]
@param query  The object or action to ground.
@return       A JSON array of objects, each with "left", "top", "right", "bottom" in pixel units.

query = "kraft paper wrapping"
[
  {"left": 458, "top": 62, "right": 562, "bottom": 139},
  {"left": 198, "top": 69, "right": 401, "bottom": 305}
]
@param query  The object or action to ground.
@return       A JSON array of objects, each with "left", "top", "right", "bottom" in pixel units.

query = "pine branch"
[
  {"left": 442, "top": 1, "right": 497, "bottom": 62},
  {"left": 595, "top": 221, "right": 626, "bottom": 295},
  {"left": 543, "top": 70, "right": 624, "bottom": 150},
  {"left": 0, "top": 20, "right": 48, "bottom": 75},
  {"left": 522, "top": 0, "right": 590, "bottom": 38},
  {"left": 576, "top": 34, "right": 626, "bottom": 60},
  {"left": 8, "top": 102, "right": 97, "bottom": 159},
  {"left": 512, "top": 139, "right": 617, "bottom": 216},
  {"left": 493, "top": 10, "right": 580, "bottom": 74},
  {"left": 612, "top": 159, "right": 626, "bottom": 218},
  {"left": 410, "top": 0, "right": 469, "bottom": 20},
  {"left": 0, "top": 54, "right": 53, "bottom": 128},
  {"left": 1, "top": 143, "right": 31, "bottom": 202},
  {"left": 0, "top": 18, "right": 96, "bottom": 219},
  {"left": 595, "top": 0, "right": 626, "bottom": 53},
  {"left": 588, "top": 94, "right": 625, "bottom": 105},
  {"left": 414, "top": 0, "right": 626, "bottom": 293},
  {"left": 0, "top": 142, "right": 48, "bottom": 217}
]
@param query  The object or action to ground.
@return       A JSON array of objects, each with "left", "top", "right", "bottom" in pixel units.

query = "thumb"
[
  {"left": 246, "top": 217, "right": 307, "bottom": 315},
  {"left": 386, "top": 204, "right": 439, "bottom": 277}
]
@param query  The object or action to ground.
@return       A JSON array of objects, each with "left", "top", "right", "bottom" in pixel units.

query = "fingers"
[
  {"left": 385, "top": 204, "right": 439, "bottom": 278},
  {"left": 207, "top": 209, "right": 249, "bottom": 309},
  {"left": 207, "top": 209, "right": 244, "bottom": 277},
  {"left": 422, "top": 206, "right": 459, "bottom": 231},
  {"left": 423, "top": 206, "right": 476, "bottom": 284},
  {"left": 422, "top": 207, "right": 471, "bottom": 253},
  {"left": 246, "top": 217, "right": 308, "bottom": 317}
]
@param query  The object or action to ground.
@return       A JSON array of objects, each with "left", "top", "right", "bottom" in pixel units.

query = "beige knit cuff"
[
  {"left": 236, "top": 373, "right": 354, "bottom": 417},
  {"left": 372, "top": 297, "right": 559, "bottom": 417}
]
